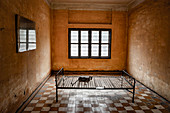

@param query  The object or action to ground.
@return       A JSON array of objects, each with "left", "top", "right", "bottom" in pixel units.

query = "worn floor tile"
[{"left": 22, "top": 75, "right": 170, "bottom": 113}]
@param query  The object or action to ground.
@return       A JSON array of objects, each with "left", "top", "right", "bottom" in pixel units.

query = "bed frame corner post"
[
  {"left": 55, "top": 75, "right": 58, "bottom": 102},
  {"left": 62, "top": 68, "right": 64, "bottom": 76},
  {"left": 132, "top": 79, "right": 136, "bottom": 103},
  {"left": 121, "top": 71, "right": 123, "bottom": 88}
]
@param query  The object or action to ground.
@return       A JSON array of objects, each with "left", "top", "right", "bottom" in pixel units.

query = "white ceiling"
[{"left": 45, "top": 0, "right": 145, "bottom": 11}]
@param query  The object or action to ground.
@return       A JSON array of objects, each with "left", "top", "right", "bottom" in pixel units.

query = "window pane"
[
  {"left": 81, "top": 44, "right": 88, "bottom": 57},
  {"left": 101, "top": 44, "right": 109, "bottom": 57},
  {"left": 71, "top": 31, "right": 78, "bottom": 43},
  {"left": 28, "top": 43, "right": 36, "bottom": 50},
  {"left": 91, "top": 44, "right": 99, "bottom": 56},
  {"left": 19, "top": 29, "right": 26, "bottom": 42},
  {"left": 91, "top": 31, "right": 99, "bottom": 43},
  {"left": 19, "top": 43, "right": 26, "bottom": 52},
  {"left": 101, "top": 31, "right": 109, "bottom": 43},
  {"left": 81, "top": 31, "right": 88, "bottom": 43},
  {"left": 71, "top": 44, "right": 78, "bottom": 56},
  {"left": 29, "top": 30, "right": 36, "bottom": 42}
]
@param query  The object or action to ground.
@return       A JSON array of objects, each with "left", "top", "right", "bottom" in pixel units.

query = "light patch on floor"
[{"left": 22, "top": 75, "right": 170, "bottom": 113}]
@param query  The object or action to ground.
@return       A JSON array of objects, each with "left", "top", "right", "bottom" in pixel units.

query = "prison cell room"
[{"left": 0, "top": 0, "right": 170, "bottom": 113}]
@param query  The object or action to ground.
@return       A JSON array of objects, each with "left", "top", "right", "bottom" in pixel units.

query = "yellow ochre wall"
[
  {"left": 127, "top": 0, "right": 170, "bottom": 100},
  {"left": 51, "top": 10, "right": 128, "bottom": 71},
  {"left": 0, "top": 0, "right": 51, "bottom": 112}
]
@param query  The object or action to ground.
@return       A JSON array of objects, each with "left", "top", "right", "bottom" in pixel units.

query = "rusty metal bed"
[{"left": 55, "top": 68, "right": 136, "bottom": 103}]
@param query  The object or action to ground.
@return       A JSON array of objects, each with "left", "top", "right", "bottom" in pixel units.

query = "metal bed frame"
[{"left": 55, "top": 68, "right": 136, "bottom": 103}]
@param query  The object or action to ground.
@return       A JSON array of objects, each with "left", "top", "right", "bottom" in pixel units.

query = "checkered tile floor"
[{"left": 22, "top": 75, "right": 170, "bottom": 113}]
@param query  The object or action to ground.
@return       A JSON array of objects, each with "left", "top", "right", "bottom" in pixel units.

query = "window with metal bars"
[
  {"left": 68, "top": 28, "right": 111, "bottom": 59},
  {"left": 18, "top": 29, "right": 36, "bottom": 52},
  {"left": 15, "top": 14, "right": 36, "bottom": 53}
]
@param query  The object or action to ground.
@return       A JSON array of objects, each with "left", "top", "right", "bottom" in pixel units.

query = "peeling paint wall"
[
  {"left": 127, "top": 0, "right": 170, "bottom": 100},
  {"left": 0, "top": 0, "right": 51, "bottom": 112},
  {"left": 51, "top": 10, "right": 127, "bottom": 71}
]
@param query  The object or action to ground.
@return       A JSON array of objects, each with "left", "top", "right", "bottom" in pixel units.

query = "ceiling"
[{"left": 45, "top": 0, "right": 145, "bottom": 11}]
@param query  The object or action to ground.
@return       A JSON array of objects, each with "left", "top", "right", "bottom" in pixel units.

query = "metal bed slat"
[
  {"left": 76, "top": 77, "right": 79, "bottom": 87},
  {"left": 96, "top": 78, "right": 100, "bottom": 87},
  {"left": 108, "top": 78, "right": 114, "bottom": 88},
  {"left": 104, "top": 78, "right": 110, "bottom": 88},
  {"left": 74, "top": 77, "right": 77, "bottom": 87},
  {"left": 108, "top": 77, "right": 116, "bottom": 88},
  {"left": 104, "top": 78, "right": 112, "bottom": 88},
  {"left": 92, "top": 77, "right": 95, "bottom": 88},
  {"left": 97, "top": 77, "right": 100, "bottom": 87},
  {"left": 80, "top": 82, "right": 82, "bottom": 88},
  {"left": 99, "top": 77, "right": 103, "bottom": 87},
  {"left": 101, "top": 78, "right": 106, "bottom": 87},
  {"left": 106, "top": 78, "right": 112, "bottom": 88},
  {"left": 90, "top": 79, "right": 93, "bottom": 88},
  {"left": 93, "top": 77, "right": 97, "bottom": 88},
  {"left": 67, "top": 77, "right": 72, "bottom": 87},
  {"left": 65, "top": 77, "right": 69, "bottom": 87},
  {"left": 114, "top": 77, "right": 122, "bottom": 88}
]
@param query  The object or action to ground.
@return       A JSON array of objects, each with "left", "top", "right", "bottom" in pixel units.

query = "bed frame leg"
[
  {"left": 55, "top": 78, "right": 58, "bottom": 102},
  {"left": 56, "top": 88, "right": 58, "bottom": 102},
  {"left": 132, "top": 79, "right": 136, "bottom": 103},
  {"left": 55, "top": 68, "right": 64, "bottom": 103}
]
